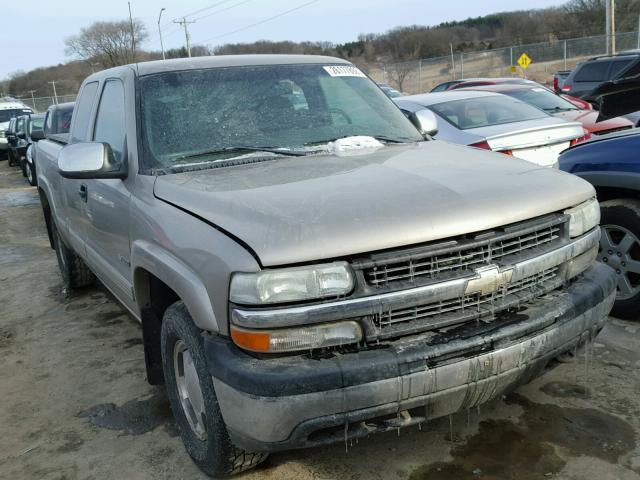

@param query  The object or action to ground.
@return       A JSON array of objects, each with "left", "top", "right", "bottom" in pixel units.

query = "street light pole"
[{"left": 158, "top": 7, "right": 166, "bottom": 60}]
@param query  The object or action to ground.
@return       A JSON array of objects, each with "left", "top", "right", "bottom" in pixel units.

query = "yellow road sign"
[
  {"left": 510, "top": 65, "right": 517, "bottom": 74},
  {"left": 517, "top": 53, "right": 532, "bottom": 70}
]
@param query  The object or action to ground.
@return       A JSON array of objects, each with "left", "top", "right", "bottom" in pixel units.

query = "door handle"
[{"left": 79, "top": 184, "right": 88, "bottom": 202}]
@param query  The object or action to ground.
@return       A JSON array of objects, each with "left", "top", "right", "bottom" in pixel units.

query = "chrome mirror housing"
[
  {"left": 58, "top": 142, "right": 126, "bottom": 179},
  {"left": 410, "top": 109, "right": 439, "bottom": 137}
]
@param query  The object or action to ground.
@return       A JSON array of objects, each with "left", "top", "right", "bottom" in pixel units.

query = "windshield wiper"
[
  {"left": 545, "top": 106, "right": 577, "bottom": 112},
  {"left": 176, "top": 145, "right": 310, "bottom": 161}
]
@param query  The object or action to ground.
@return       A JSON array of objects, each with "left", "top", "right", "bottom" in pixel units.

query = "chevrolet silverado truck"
[{"left": 36, "top": 55, "right": 616, "bottom": 477}]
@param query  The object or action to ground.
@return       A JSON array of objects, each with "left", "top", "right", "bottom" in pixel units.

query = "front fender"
[
  {"left": 131, "top": 240, "right": 219, "bottom": 333},
  {"left": 573, "top": 171, "right": 640, "bottom": 192}
]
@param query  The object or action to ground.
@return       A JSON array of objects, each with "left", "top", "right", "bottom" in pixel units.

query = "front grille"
[
  {"left": 370, "top": 267, "right": 560, "bottom": 340},
  {"left": 363, "top": 217, "right": 564, "bottom": 289}
]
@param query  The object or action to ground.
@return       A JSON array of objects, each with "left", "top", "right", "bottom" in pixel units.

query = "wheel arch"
[
  {"left": 131, "top": 240, "right": 219, "bottom": 385},
  {"left": 37, "top": 187, "right": 55, "bottom": 249},
  {"left": 575, "top": 171, "right": 640, "bottom": 202}
]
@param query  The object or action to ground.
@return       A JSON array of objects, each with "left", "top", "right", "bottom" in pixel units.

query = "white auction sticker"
[{"left": 323, "top": 65, "right": 367, "bottom": 78}]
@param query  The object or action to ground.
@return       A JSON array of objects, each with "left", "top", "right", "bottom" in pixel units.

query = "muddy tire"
[
  {"left": 161, "top": 302, "right": 267, "bottom": 477},
  {"left": 51, "top": 220, "right": 95, "bottom": 289},
  {"left": 598, "top": 199, "right": 640, "bottom": 320},
  {"left": 7, "top": 150, "right": 17, "bottom": 167},
  {"left": 26, "top": 161, "right": 37, "bottom": 186}
]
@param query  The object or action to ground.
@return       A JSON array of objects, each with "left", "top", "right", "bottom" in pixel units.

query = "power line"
[
  {"left": 192, "top": 0, "right": 255, "bottom": 22},
  {"left": 202, "top": 0, "right": 321, "bottom": 43},
  {"left": 179, "top": 0, "right": 237, "bottom": 21}
]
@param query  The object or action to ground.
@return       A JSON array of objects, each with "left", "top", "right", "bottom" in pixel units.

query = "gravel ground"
[{"left": 1, "top": 159, "right": 639, "bottom": 480}]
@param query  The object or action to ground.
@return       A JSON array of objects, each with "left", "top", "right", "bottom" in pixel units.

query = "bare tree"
[
  {"left": 388, "top": 61, "right": 414, "bottom": 92},
  {"left": 65, "top": 20, "right": 148, "bottom": 68}
]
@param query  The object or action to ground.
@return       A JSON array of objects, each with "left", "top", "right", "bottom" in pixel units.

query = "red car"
[
  {"left": 437, "top": 77, "right": 592, "bottom": 110},
  {"left": 455, "top": 83, "right": 633, "bottom": 136}
]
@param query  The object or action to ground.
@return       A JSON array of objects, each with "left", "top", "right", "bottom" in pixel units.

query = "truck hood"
[{"left": 153, "top": 141, "right": 594, "bottom": 266}]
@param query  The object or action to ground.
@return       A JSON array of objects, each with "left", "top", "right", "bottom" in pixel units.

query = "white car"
[
  {"left": 395, "top": 90, "right": 586, "bottom": 167},
  {"left": 0, "top": 99, "right": 33, "bottom": 157}
]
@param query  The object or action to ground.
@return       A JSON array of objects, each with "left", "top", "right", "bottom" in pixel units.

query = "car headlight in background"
[
  {"left": 230, "top": 321, "right": 362, "bottom": 353},
  {"left": 230, "top": 261, "right": 354, "bottom": 305},
  {"left": 564, "top": 198, "right": 600, "bottom": 238}
]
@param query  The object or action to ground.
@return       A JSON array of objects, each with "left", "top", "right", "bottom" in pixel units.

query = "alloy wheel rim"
[
  {"left": 173, "top": 340, "right": 207, "bottom": 440},
  {"left": 598, "top": 224, "right": 640, "bottom": 300}
]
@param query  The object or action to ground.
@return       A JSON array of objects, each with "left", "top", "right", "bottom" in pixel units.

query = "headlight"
[
  {"left": 230, "top": 261, "right": 354, "bottom": 305},
  {"left": 564, "top": 198, "right": 600, "bottom": 238},
  {"left": 231, "top": 321, "right": 362, "bottom": 353}
]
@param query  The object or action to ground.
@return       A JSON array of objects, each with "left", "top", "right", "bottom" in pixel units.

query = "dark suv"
[{"left": 561, "top": 52, "right": 640, "bottom": 98}]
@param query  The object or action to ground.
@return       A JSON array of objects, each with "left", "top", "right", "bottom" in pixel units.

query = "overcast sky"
[{"left": 3, "top": 0, "right": 561, "bottom": 79}]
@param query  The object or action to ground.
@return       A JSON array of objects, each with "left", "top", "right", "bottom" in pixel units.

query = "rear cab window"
[
  {"left": 93, "top": 80, "right": 126, "bottom": 162},
  {"left": 71, "top": 82, "right": 99, "bottom": 143}
]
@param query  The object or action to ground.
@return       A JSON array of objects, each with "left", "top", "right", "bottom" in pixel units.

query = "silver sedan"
[{"left": 395, "top": 90, "right": 586, "bottom": 167}]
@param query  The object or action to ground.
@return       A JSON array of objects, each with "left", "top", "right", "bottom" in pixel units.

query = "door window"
[
  {"left": 609, "top": 59, "right": 633, "bottom": 78},
  {"left": 93, "top": 80, "right": 126, "bottom": 162},
  {"left": 574, "top": 61, "right": 610, "bottom": 82}
]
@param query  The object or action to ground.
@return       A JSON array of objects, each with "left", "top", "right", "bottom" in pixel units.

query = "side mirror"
[
  {"left": 17, "top": 132, "right": 26, "bottom": 139},
  {"left": 30, "top": 129, "right": 44, "bottom": 141},
  {"left": 410, "top": 109, "right": 439, "bottom": 137},
  {"left": 58, "top": 142, "right": 127, "bottom": 179}
]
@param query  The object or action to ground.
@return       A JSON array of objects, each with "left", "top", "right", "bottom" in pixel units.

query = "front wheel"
[
  {"left": 598, "top": 199, "right": 640, "bottom": 320},
  {"left": 161, "top": 302, "right": 267, "bottom": 477},
  {"left": 26, "top": 161, "right": 37, "bottom": 186}
]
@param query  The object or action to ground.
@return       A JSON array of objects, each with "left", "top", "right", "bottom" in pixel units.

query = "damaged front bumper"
[{"left": 204, "top": 262, "right": 616, "bottom": 452}]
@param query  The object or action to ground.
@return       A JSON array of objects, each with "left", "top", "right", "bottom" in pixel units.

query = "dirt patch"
[
  {"left": 410, "top": 394, "right": 636, "bottom": 480},
  {"left": 78, "top": 389, "right": 176, "bottom": 436},
  {"left": 0, "top": 326, "right": 14, "bottom": 348},
  {"left": 540, "top": 381, "right": 588, "bottom": 399},
  {"left": 123, "top": 337, "right": 143, "bottom": 349},
  {"left": 93, "top": 310, "right": 126, "bottom": 327}
]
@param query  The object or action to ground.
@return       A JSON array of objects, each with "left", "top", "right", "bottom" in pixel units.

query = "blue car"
[{"left": 559, "top": 129, "right": 640, "bottom": 319}]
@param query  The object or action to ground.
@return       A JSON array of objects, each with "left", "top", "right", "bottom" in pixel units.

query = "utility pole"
[
  {"left": 27, "top": 90, "right": 36, "bottom": 110},
  {"left": 48, "top": 81, "right": 58, "bottom": 105},
  {"left": 128, "top": 2, "right": 136, "bottom": 61},
  {"left": 174, "top": 17, "right": 196, "bottom": 57},
  {"left": 450, "top": 43, "right": 456, "bottom": 80},
  {"left": 158, "top": 7, "right": 166, "bottom": 60},
  {"left": 606, "top": 0, "right": 616, "bottom": 54},
  {"left": 611, "top": 0, "right": 616, "bottom": 54},
  {"left": 606, "top": 0, "right": 611, "bottom": 54}
]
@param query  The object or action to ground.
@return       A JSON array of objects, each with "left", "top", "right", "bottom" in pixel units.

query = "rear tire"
[
  {"left": 598, "top": 199, "right": 640, "bottom": 320},
  {"left": 51, "top": 220, "right": 95, "bottom": 289},
  {"left": 20, "top": 158, "right": 27, "bottom": 177},
  {"left": 7, "top": 150, "right": 16, "bottom": 167},
  {"left": 161, "top": 302, "right": 268, "bottom": 477}
]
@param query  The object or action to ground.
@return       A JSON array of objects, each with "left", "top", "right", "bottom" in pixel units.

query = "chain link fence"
[
  {"left": 15, "top": 94, "right": 77, "bottom": 113},
  {"left": 363, "top": 31, "right": 640, "bottom": 94}
]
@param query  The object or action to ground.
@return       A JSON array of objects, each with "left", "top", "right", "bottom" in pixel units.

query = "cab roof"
[{"left": 85, "top": 54, "right": 352, "bottom": 81}]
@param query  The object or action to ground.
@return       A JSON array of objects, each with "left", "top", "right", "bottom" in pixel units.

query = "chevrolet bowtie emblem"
[{"left": 465, "top": 265, "right": 513, "bottom": 295}]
